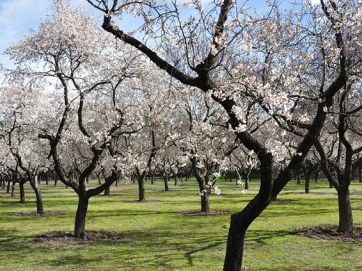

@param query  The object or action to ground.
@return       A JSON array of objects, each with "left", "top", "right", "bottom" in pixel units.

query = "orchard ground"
[{"left": 1, "top": 179, "right": 362, "bottom": 270}]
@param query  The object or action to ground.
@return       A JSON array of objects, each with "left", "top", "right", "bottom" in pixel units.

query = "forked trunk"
[
  {"left": 74, "top": 195, "right": 89, "bottom": 238},
  {"left": 337, "top": 188, "right": 353, "bottom": 233}
]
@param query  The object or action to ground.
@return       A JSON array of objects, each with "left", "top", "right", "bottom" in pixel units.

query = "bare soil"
[
  {"left": 8, "top": 211, "right": 66, "bottom": 216},
  {"left": 293, "top": 226, "right": 362, "bottom": 243},
  {"left": 31, "top": 230, "right": 126, "bottom": 245}
]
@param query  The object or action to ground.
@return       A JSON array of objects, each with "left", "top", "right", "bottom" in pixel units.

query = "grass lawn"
[{"left": 1, "top": 178, "right": 362, "bottom": 270}]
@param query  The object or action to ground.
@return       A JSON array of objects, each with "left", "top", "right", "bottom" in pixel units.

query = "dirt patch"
[
  {"left": 31, "top": 230, "right": 126, "bottom": 245},
  {"left": 179, "top": 210, "right": 233, "bottom": 216},
  {"left": 8, "top": 211, "right": 66, "bottom": 217},
  {"left": 292, "top": 226, "right": 362, "bottom": 243}
]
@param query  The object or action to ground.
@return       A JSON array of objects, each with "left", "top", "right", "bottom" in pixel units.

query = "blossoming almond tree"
[
  {"left": 4, "top": 0, "right": 155, "bottom": 238},
  {"left": 314, "top": 81, "right": 362, "bottom": 233},
  {"left": 0, "top": 82, "right": 49, "bottom": 214},
  {"left": 86, "top": 0, "right": 352, "bottom": 269}
]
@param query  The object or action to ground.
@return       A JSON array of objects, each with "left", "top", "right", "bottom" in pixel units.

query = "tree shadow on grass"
[
  {"left": 47, "top": 254, "right": 101, "bottom": 268},
  {"left": 246, "top": 229, "right": 292, "bottom": 246},
  {"left": 184, "top": 239, "right": 224, "bottom": 266}
]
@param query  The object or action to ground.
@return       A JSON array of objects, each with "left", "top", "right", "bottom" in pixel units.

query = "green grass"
[{"left": 1, "top": 178, "right": 362, "bottom": 270}]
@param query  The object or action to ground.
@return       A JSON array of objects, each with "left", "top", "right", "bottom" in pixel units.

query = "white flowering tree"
[
  {"left": 314, "top": 80, "right": 362, "bottom": 233},
  {"left": 0, "top": 82, "right": 49, "bottom": 213},
  {"left": 4, "top": 1, "right": 156, "bottom": 238},
  {"left": 86, "top": 0, "right": 354, "bottom": 269}
]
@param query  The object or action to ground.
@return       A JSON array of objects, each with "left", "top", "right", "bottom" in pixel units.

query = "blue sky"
[
  {"left": 0, "top": 0, "right": 88, "bottom": 68},
  {"left": 0, "top": 0, "right": 317, "bottom": 68}
]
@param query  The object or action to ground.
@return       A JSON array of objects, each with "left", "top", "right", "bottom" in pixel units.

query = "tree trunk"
[
  {"left": 29, "top": 178, "right": 44, "bottom": 214},
  {"left": 337, "top": 188, "right": 353, "bottom": 233},
  {"left": 224, "top": 195, "right": 271, "bottom": 271},
  {"left": 359, "top": 167, "right": 362, "bottom": 183},
  {"left": 224, "top": 149, "right": 274, "bottom": 270},
  {"left": 19, "top": 182, "right": 25, "bottom": 203},
  {"left": 104, "top": 185, "right": 110, "bottom": 196},
  {"left": 314, "top": 169, "right": 320, "bottom": 182},
  {"left": 201, "top": 193, "right": 210, "bottom": 212},
  {"left": 304, "top": 170, "right": 313, "bottom": 194},
  {"left": 305, "top": 176, "right": 310, "bottom": 193},
  {"left": 138, "top": 178, "right": 145, "bottom": 201},
  {"left": 74, "top": 195, "right": 89, "bottom": 238},
  {"left": 34, "top": 188, "right": 44, "bottom": 214},
  {"left": 163, "top": 176, "right": 169, "bottom": 191},
  {"left": 11, "top": 183, "right": 15, "bottom": 197},
  {"left": 297, "top": 171, "right": 301, "bottom": 184}
]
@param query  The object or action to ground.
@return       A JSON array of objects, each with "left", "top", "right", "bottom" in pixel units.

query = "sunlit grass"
[{"left": 1, "top": 178, "right": 362, "bottom": 270}]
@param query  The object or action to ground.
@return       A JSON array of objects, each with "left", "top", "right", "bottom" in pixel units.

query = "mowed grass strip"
[{"left": 1, "top": 179, "right": 362, "bottom": 270}]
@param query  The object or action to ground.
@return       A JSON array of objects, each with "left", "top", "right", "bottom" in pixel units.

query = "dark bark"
[
  {"left": 163, "top": 176, "right": 169, "bottom": 191},
  {"left": 74, "top": 195, "right": 89, "bottom": 238},
  {"left": 304, "top": 168, "right": 314, "bottom": 193},
  {"left": 30, "top": 180, "right": 44, "bottom": 214},
  {"left": 337, "top": 188, "right": 353, "bottom": 233},
  {"left": 19, "top": 181, "right": 25, "bottom": 203},
  {"left": 104, "top": 186, "right": 110, "bottom": 196},
  {"left": 297, "top": 171, "right": 301, "bottom": 184},
  {"left": 305, "top": 176, "right": 310, "bottom": 194},
  {"left": 201, "top": 193, "right": 210, "bottom": 212},
  {"left": 11, "top": 182, "right": 15, "bottom": 197},
  {"left": 138, "top": 177, "right": 145, "bottom": 201},
  {"left": 224, "top": 194, "right": 272, "bottom": 270}
]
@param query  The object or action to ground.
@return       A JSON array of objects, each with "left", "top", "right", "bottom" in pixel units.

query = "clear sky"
[
  {"left": 0, "top": 0, "right": 318, "bottom": 69},
  {"left": 0, "top": 0, "right": 92, "bottom": 68}
]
